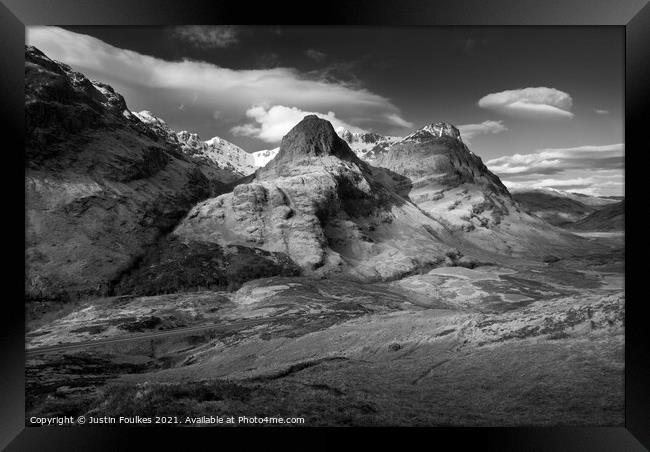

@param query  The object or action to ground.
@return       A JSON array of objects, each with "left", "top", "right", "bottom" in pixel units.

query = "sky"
[{"left": 26, "top": 26, "right": 624, "bottom": 196}]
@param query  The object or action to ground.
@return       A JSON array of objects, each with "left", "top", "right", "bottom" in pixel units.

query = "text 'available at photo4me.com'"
[{"left": 29, "top": 415, "right": 306, "bottom": 426}]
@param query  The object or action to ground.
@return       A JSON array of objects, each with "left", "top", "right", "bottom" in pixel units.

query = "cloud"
[
  {"left": 490, "top": 143, "right": 624, "bottom": 197},
  {"left": 457, "top": 120, "right": 507, "bottom": 141},
  {"left": 486, "top": 143, "right": 623, "bottom": 176},
  {"left": 595, "top": 109, "right": 610, "bottom": 115},
  {"left": 26, "top": 27, "right": 407, "bottom": 137},
  {"left": 306, "top": 61, "right": 363, "bottom": 88},
  {"left": 171, "top": 26, "right": 239, "bottom": 48},
  {"left": 505, "top": 177, "right": 595, "bottom": 190},
  {"left": 231, "top": 105, "right": 368, "bottom": 143},
  {"left": 305, "top": 49, "right": 327, "bottom": 62},
  {"left": 478, "top": 87, "right": 574, "bottom": 119},
  {"left": 385, "top": 114, "right": 413, "bottom": 128}
]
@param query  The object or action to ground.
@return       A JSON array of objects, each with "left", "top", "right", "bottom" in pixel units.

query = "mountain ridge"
[
  {"left": 25, "top": 46, "right": 241, "bottom": 301},
  {"left": 174, "top": 115, "right": 465, "bottom": 281},
  {"left": 25, "top": 45, "right": 597, "bottom": 301}
]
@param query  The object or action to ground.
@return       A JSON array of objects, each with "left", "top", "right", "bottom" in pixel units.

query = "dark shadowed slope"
[
  {"left": 568, "top": 200, "right": 624, "bottom": 231},
  {"left": 25, "top": 46, "right": 239, "bottom": 301},
  {"left": 512, "top": 189, "right": 596, "bottom": 226}
]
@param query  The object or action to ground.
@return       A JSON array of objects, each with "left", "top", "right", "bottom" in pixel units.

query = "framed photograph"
[{"left": 1, "top": 0, "right": 647, "bottom": 449}]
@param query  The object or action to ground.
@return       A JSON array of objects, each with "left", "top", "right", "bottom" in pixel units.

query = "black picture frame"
[{"left": 1, "top": 0, "right": 648, "bottom": 449}]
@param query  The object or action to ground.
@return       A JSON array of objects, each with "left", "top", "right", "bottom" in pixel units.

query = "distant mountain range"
[
  {"left": 567, "top": 200, "right": 624, "bottom": 231},
  {"left": 511, "top": 187, "right": 623, "bottom": 229}
]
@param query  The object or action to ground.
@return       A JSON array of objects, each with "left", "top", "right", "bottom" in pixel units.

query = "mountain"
[
  {"left": 335, "top": 127, "right": 400, "bottom": 163},
  {"left": 566, "top": 191, "right": 622, "bottom": 207},
  {"left": 513, "top": 187, "right": 619, "bottom": 207},
  {"left": 511, "top": 188, "right": 623, "bottom": 227},
  {"left": 223, "top": 118, "right": 587, "bottom": 260},
  {"left": 203, "top": 136, "right": 257, "bottom": 175},
  {"left": 175, "top": 115, "right": 467, "bottom": 281},
  {"left": 568, "top": 200, "right": 624, "bottom": 231},
  {"left": 134, "top": 112, "right": 256, "bottom": 177},
  {"left": 599, "top": 195, "right": 625, "bottom": 202},
  {"left": 24, "top": 44, "right": 595, "bottom": 302},
  {"left": 250, "top": 147, "right": 279, "bottom": 168},
  {"left": 365, "top": 122, "right": 583, "bottom": 256},
  {"left": 25, "top": 46, "right": 240, "bottom": 301},
  {"left": 511, "top": 188, "right": 597, "bottom": 226}
]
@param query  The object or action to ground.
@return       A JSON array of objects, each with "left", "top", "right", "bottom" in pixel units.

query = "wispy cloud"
[
  {"left": 486, "top": 143, "right": 623, "bottom": 176},
  {"left": 171, "top": 26, "right": 239, "bottom": 48},
  {"left": 490, "top": 143, "right": 624, "bottom": 197},
  {"left": 458, "top": 120, "right": 507, "bottom": 141},
  {"left": 478, "top": 87, "right": 574, "bottom": 119},
  {"left": 385, "top": 114, "right": 413, "bottom": 128},
  {"left": 231, "top": 105, "right": 368, "bottom": 143},
  {"left": 27, "top": 27, "right": 408, "bottom": 138},
  {"left": 306, "top": 61, "right": 363, "bottom": 88}
]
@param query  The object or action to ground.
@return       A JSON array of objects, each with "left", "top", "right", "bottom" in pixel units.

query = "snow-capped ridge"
[
  {"left": 401, "top": 122, "right": 463, "bottom": 143},
  {"left": 180, "top": 132, "right": 256, "bottom": 175},
  {"left": 421, "top": 122, "right": 462, "bottom": 140},
  {"left": 334, "top": 127, "right": 399, "bottom": 163},
  {"left": 132, "top": 110, "right": 257, "bottom": 176}
]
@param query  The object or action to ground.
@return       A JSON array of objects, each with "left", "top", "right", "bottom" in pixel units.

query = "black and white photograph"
[{"left": 24, "top": 24, "right": 626, "bottom": 427}]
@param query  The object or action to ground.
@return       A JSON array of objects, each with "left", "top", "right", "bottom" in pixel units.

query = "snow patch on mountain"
[
  {"left": 334, "top": 127, "right": 400, "bottom": 163},
  {"left": 133, "top": 110, "right": 176, "bottom": 139},
  {"left": 133, "top": 111, "right": 257, "bottom": 176},
  {"left": 251, "top": 148, "right": 280, "bottom": 168}
]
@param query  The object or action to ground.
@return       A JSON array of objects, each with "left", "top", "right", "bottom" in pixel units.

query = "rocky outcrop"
[
  {"left": 175, "top": 115, "right": 460, "bottom": 281},
  {"left": 25, "top": 46, "right": 239, "bottom": 301}
]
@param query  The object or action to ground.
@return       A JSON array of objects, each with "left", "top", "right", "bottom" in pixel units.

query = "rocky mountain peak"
[
  {"left": 401, "top": 122, "right": 462, "bottom": 143},
  {"left": 25, "top": 45, "right": 130, "bottom": 124},
  {"left": 176, "top": 115, "right": 457, "bottom": 279},
  {"left": 269, "top": 115, "right": 362, "bottom": 167},
  {"left": 421, "top": 122, "right": 462, "bottom": 141}
]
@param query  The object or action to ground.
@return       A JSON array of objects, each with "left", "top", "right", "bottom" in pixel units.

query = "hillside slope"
[
  {"left": 568, "top": 201, "right": 624, "bottom": 231},
  {"left": 25, "top": 46, "right": 239, "bottom": 301}
]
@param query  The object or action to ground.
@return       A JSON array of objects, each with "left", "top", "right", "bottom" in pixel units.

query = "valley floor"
[{"left": 25, "top": 235, "right": 624, "bottom": 427}]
